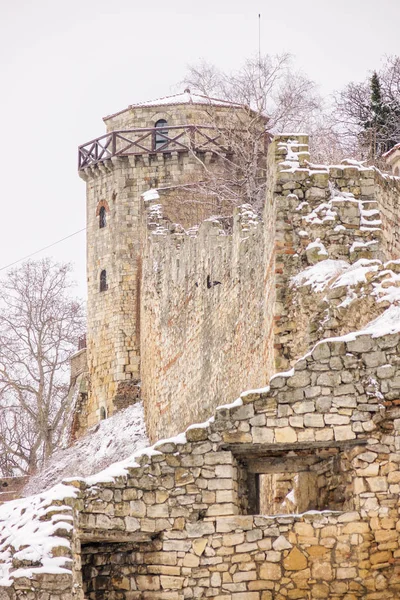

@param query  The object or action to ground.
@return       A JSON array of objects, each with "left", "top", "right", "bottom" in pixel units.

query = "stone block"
[
  {"left": 311, "top": 561, "right": 333, "bottom": 581},
  {"left": 283, "top": 547, "right": 307, "bottom": 571},
  {"left": 334, "top": 425, "right": 356, "bottom": 441},
  {"left": 287, "top": 371, "right": 311, "bottom": 388},
  {"left": 304, "top": 413, "right": 324, "bottom": 427},
  {"left": 160, "top": 576, "right": 184, "bottom": 590},
  {"left": 292, "top": 401, "right": 315, "bottom": 414},
  {"left": 275, "top": 427, "right": 297, "bottom": 443},
  {"left": 252, "top": 427, "right": 274, "bottom": 443},
  {"left": 366, "top": 477, "right": 388, "bottom": 492},
  {"left": 259, "top": 563, "right": 282, "bottom": 580}
]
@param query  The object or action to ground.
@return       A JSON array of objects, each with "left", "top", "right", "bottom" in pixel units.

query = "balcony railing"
[{"left": 78, "top": 125, "right": 229, "bottom": 170}]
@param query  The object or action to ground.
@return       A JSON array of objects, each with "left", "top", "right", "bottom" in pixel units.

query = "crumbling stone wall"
[
  {"left": 374, "top": 171, "right": 400, "bottom": 259},
  {"left": 68, "top": 349, "right": 89, "bottom": 440},
  {"left": 268, "top": 137, "right": 384, "bottom": 371},
  {"left": 140, "top": 198, "right": 275, "bottom": 443},
  {"left": 4, "top": 322, "right": 400, "bottom": 599},
  {"left": 138, "top": 135, "right": 400, "bottom": 442},
  {"left": 68, "top": 324, "right": 400, "bottom": 598},
  {"left": 70, "top": 349, "right": 87, "bottom": 381}
]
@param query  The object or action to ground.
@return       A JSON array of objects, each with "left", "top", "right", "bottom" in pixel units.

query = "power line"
[{"left": 0, "top": 228, "right": 86, "bottom": 273}]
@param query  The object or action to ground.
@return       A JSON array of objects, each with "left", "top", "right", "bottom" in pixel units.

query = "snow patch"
[
  {"left": 24, "top": 403, "right": 148, "bottom": 496},
  {"left": 291, "top": 260, "right": 349, "bottom": 293},
  {"left": 142, "top": 189, "right": 160, "bottom": 202},
  {"left": 0, "top": 483, "right": 78, "bottom": 585}
]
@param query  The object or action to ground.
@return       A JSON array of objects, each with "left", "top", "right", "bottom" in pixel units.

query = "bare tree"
[
  {"left": 177, "top": 54, "right": 327, "bottom": 212},
  {"left": 183, "top": 54, "right": 322, "bottom": 131},
  {"left": 0, "top": 259, "right": 85, "bottom": 475}
]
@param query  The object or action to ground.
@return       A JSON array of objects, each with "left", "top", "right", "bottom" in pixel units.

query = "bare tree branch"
[
  {"left": 177, "top": 54, "right": 329, "bottom": 213},
  {"left": 0, "top": 259, "right": 85, "bottom": 475}
]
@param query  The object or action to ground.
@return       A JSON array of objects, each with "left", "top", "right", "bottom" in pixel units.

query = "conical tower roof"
[{"left": 103, "top": 89, "right": 242, "bottom": 121}]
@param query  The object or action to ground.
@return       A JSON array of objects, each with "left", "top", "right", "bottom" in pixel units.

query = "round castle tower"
[{"left": 77, "top": 91, "right": 243, "bottom": 433}]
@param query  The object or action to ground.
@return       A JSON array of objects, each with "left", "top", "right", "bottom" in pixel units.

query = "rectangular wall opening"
[
  {"left": 239, "top": 449, "right": 353, "bottom": 516},
  {"left": 258, "top": 471, "right": 319, "bottom": 515}
]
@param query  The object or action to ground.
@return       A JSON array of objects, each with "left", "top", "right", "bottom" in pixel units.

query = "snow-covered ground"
[{"left": 23, "top": 402, "right": 148, "bottom": 496}]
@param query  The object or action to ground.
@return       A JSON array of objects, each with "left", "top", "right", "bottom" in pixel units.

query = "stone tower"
[{"left": 78, "top": 91, "right": 243, "bottom": 430}]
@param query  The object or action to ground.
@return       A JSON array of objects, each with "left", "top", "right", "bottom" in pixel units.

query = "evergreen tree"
[
  {"left": 334, "top": 57, "right": 400, "bottom": 163},
  {"left": 364, "top": 71, "right": 400, "bottom": 157}
]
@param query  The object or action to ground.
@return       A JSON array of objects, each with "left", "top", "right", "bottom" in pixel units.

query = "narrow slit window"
[
  {"left": 154, "top": 119, "right": 168, "bottom": 150},
  {"left": 100, "top": 270, "right": 108, "bottom": 292},
  {"left": 99, "top": 206, "right": 106, "bottom": 229}
]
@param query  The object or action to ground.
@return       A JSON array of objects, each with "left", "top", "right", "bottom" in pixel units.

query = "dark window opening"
[
  {"left": 240, "top": 450, "right": 353, "bottom": 516},
  {"left": 99, "top": 206, "right": 106, "bottom": 229},
  {"left": 154, "top": 119, "right": 168, "bottom": 150},
  {"left": 100, "top": 270, "right": 108, "bottom": 292},
  {"left": 100, "top": 406, "right": 107, "bottom": 420}
]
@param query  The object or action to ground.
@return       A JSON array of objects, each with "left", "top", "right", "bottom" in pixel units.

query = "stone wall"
[
  {"left": 4, "top": 320, "right": 400, "bottom": 599},
  {"left": 137, "top": 134, "right": 400, "bottom": 443},
  {"left": 140, "top": 195, "right": 275, "bottom": 443},
  {"left": 374, "top": 170, "right": 400, "bottom": 259},
  {"left": 68, "top": 349, "right": 89, "bottom": 440},
  {"left": 62, "top": 321, "right": 400, "bottom": 598},
  {"left": 70, "top": 349, "right": 87, "bottom": 381},
  {"left": 268, "top": 136, "right": 384, "bottom": 371}
]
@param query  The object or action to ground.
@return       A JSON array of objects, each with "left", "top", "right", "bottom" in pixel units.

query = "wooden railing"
[{"left": 78, "top": 125, "right": 229, "bottom": 169}]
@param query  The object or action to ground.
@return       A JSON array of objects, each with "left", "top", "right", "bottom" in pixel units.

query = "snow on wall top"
[
  {"left": 0, "top": 404, "right": 148, "bottom": 586},
  {"left": 0, "top": 483, "right": 78, "bottom": 586}
]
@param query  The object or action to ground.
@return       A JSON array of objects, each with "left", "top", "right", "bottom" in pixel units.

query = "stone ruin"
[{"left": 1, "top": 135, "right": 400, "bottom": 599}]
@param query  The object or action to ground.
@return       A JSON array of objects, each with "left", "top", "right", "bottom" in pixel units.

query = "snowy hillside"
[{"left": 23, "top": 403, "right": 148, "bottom": 496}]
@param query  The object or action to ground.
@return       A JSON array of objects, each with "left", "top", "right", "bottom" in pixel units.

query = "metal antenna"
[{"left": 258, "top": 13, "right": 262, "bottom": 105}]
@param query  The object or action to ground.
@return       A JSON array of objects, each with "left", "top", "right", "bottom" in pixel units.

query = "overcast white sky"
[{"left": 0, "top": 0, "right": 399, "bottom": 297}]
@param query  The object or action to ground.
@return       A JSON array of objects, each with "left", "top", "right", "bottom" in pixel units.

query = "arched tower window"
[
  {"left": 100, "top": 269, "right": 108, "bottom": 292},
  {"left": 99, "top": 206, "right": 106, "bottom": 228},
  {"left": 100, "top": 406, "right": 107, "bottom": 420},
  {"left": 154, "top": 119, "right": 168, "bottom": 150}
]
